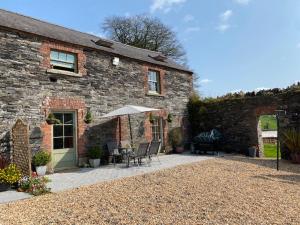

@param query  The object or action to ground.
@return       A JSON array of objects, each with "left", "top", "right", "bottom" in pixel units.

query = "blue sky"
[{"left": 0, "top": 0, "right": 300, "bottom": 97}]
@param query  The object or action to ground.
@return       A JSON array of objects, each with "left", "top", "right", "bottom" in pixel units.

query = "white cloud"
[
  {"left": 255, "top": 87, "right": 270, "bottom": 92},
  {"left": 233, "top": 0, "right": 251, "bottom": 5},
  {"left": 220, "top": 10, "right": 232, "bottom": 22},
  {"left": 150, "top": 0, "right": 186, "bottom": 13},
  {"left": 185, "top": 26, "right": 200, "bottom": 33},
  {"left": 216, "top": 24, "right": 230, "bottom": 32},
  {"left": 200, "top": 79, "right": 213, "bottom": 84},
  {"left": 230, "top": 89, "right": 242, "bottom": 93},
  {"left": 216, "top": 10, "right": 233, "bottom": 32},
  {"left": 183, "top": 14, "right": 194, "bottom": 22}
]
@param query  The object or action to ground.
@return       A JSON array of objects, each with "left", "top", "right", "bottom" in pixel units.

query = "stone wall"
[
  {"left": 0, "top": 28, "right": 193, "bottom": 166},
  {"left": 188, "top": 89, "right": 300, "bottom": 158}
]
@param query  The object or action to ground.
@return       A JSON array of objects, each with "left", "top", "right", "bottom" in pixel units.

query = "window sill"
[
  {"left": 146, "top": 92, "right": 165, "bottom": 97},
  {"left": 47, "top": 69, "right": 82, "bottom": 77}
]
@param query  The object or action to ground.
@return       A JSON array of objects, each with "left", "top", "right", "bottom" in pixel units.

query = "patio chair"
[
  {"left": 147, "top": 141, "right": 161, "bottom": 164},
  {"left": 126, "top": 142, "right": 149, "bottom": 167},
  {"left": 106, "top": 141, "right": 121, "bottom": 166}
]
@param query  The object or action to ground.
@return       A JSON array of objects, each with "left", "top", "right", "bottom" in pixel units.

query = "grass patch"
[
  {"left": 260, "top": 115, "right": 277, "bottom": 131},
  {"left": 264, "top": 143, "right": 280, "bottom": 158}
]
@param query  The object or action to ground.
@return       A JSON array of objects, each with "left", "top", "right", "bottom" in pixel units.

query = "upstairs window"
[
  {"left": 148, "top": 70, "right": 161, "bottom": 94},
  {"left": 50, "top": 50, "right": 77, "bottom": 72}
]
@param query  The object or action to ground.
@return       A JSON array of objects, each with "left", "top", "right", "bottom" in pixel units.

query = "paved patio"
[{"left": 0, "top": 153, "right": 211, "bottom": 204}]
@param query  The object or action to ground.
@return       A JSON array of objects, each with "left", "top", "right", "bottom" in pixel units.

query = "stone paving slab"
[{"left": 0, "top": 153, "right": 211, "bottom": 204}]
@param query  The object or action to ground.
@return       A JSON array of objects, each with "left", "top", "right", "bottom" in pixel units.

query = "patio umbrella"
[{"left": 102, "top": 105, "right": 159, "bottom": 146}]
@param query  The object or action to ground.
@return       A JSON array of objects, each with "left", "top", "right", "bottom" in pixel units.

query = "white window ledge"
[
  {"left": 146, "top": 92, "right": 164, "bottom": 97},
  {"left": 47, "top": 69, "right": 82, "bottom": 77}
]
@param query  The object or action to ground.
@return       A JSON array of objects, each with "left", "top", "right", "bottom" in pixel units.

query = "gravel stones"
[{"left": 0, "top": 156, "right": 299, "bottom": 225}]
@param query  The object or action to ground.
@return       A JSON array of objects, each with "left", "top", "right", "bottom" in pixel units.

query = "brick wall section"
[
  {"left": 41, "top": 97, "right": 87, "bottom": 158},
  {"left": 40, "top": 41, "right": 87, "bottom": 75}
]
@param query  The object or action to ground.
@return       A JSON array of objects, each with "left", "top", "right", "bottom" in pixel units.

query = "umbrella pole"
[
  {"left": 128, "top": 114, "right": 133, "bottom": 147},
  {"left": 118, "top": 116, "right": 121, "bottom": 144}
]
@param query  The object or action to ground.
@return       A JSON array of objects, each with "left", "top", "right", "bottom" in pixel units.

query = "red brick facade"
[
  {"left": 40, "top": 97, "right": 87, "bottom": 159},
  {"left": 40, "top": 41, "right": 87, "bottom": 75},
  {"left": 143, "top": 65, "right": 166, "bottom": 96}
]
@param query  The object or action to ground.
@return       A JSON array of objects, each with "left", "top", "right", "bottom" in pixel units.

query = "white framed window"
[
  {"left": 148, "top": 70, "right": 161, "bottom": 94},
  {"left": 50, "top": 50, "right": 77, "bottom": 73}
]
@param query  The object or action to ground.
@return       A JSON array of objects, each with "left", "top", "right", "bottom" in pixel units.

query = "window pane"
[
  {"left": 50, "top": 51, "right": 59, "bottom": 60},
  {"left": 64, "top": 137, "right": 74, "bottom": 148},
  {"left": 58, "top": 52, "right": 67, "bottom": 61},
  {"left": 51, "top": 61, "right": 74, "bottom": 69},
  {"left": 53, "top": 125, "right": 63, "bottom": 137},
  {"left": 54, "top": 138, "right": 64, "bottom": 149},
  {"left": 64, "top": 114, "right": 73, "bottom": 124},
  {"left": 64, "top": 125, "right": 73, "bottom": 137},
  {"left": 66, "top": 54, "right": 75, "bottom": 63}
]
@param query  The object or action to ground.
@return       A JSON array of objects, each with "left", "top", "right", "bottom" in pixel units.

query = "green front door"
[{"left": 52, "top": 112, "right": 77, "bottom": 171}]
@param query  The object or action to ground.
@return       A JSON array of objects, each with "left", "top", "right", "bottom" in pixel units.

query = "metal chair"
[
  {"left": 106, "top": 141, "right": 120, "bottom": 166},
  {"left": 148, "top": 141, "right": 161, "bottom": 164},
  {"left": 126, "top": 142, "right": 149, "bottom": 167}
]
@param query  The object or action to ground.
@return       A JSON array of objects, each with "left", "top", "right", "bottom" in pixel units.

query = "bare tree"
[{"left": 102, "top": 15, "right": 187, "bottom": 65}]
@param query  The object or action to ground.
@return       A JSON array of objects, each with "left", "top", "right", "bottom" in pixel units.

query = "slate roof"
[{"left": 0, "top": 9, "right": 192, "bottom": 73}]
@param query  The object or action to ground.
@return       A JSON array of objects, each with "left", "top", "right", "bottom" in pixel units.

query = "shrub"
[
  {"left": 282, "top": 129, "right": 300, "bottom": 154},
  {"left": 88, "top": 146, "right": 103, "bottom": 159},
  {"left": 168, "top": 127, "right": 184, "bottom": 147},
  {"left": 32, "top": 151, "right": 51, "bottom": 166},
  {"left": 19, "top": 175, "right": 51, "bottom": 196},
  {"left": 46, "top": 113, "right": 61, "bottom": 125},
  {"left": 0, "top": 164, "right": 22, "bottom": 184},
  {"left": 84, "top": 111, "right": 93, "bottom": 124}
]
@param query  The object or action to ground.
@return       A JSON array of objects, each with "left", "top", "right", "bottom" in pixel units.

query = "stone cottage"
[{"left": 0, "top": 9, "right": 193, "bottom": 171}]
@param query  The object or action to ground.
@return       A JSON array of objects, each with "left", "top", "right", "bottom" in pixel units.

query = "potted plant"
[
  {"left": 282, "top": 129, "right": 300, "bottom": 164},
  {"left": 149, "top": 113, "right": 155, "bottom": 124},
  {"left": 248, "top": 146, "right": 257, "bottom": 157},
  {"left": 84, "top": 110, "right": 93, "bottom": 124},
  {"left": 46, "top": 113, "right": 61, "bottom": 125},
  {"left": 168, "top": 127, "right": 184, "bottom": 153},
  {"left": 0, "top": 164, "right": 22, "bottom": 191},
  {"left": 32, "top": 150, "right": 51, "bottom": 176},
  {"left": 88, "top": 146, "right": 103, "bottom": 168},
  {"left": 167, "top": 113, "right": 173, "bottom": 123}
]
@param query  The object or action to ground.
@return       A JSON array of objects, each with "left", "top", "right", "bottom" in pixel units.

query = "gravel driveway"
[{"left": 0, "top": 155, "right": 299, "bottom": 225}]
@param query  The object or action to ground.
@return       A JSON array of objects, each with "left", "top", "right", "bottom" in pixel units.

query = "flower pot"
[
  {"left": 248, "top": 147, "right": 256, "bottom": 157},
  {"left": 89, "top": 159, "right": 100, "bottom": 168},
  {"left": 291, "top": 153, "right": 300, "bottom": 164},
  {"left": 36, "top": 166, "right": 47, "bottom": 176},
  {"left": 175, "top": 146, "right": 184, "bottom": 153},
  {"left": 0, "top": 183, "right": 10, "bottom": 192}
]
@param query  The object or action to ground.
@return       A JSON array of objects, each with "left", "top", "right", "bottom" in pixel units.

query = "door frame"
[{"left": 51, "top": 110, "right": 78, "bottom": 171}]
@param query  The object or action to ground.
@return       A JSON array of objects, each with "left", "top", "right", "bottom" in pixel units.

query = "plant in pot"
[
  {"left": 168, "top": 127, "right": 184, "bottom": 153},
  {"left": 32, "top": 150, "right": 51, "bottom": 176},
  {"left": 167, "top": 113, "right": 173, "bottom": 123},
  {"left": 282, "top": 129, "right": 300, "bottom": 164},
  {"left": 84, "top": 110, "right": 93, "bottom": 124},
  {"left": 0, "top": 164, "right": 22, "bottom": 191},
  {"left": 46, "top": 113, "right": 61, "bottom": 125},
  {"left": 88, "top": 146, "right": 103, "bottom": 168},
  {"left": 149, "top": 113, "right": 155, "bottom": 124}
]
